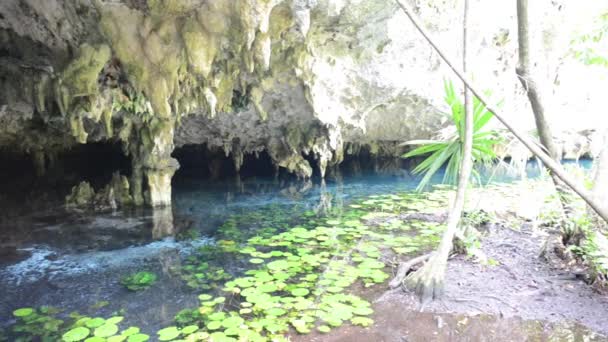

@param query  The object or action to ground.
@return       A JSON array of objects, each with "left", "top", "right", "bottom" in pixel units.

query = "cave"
[
  {"left": 0, "top": 142, "right": 131, "bottom": 218},
  {"left": 1, "top": 0, "right": 607, "bottom": 340}
]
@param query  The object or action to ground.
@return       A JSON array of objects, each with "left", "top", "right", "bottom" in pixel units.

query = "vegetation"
[
  {"left": 570, "top": 12, "right": 608, "bottom": 67},
  {"left": 6, "top": 187, "right": 454, "bottom": 341},
  {"left": 402, "top": 80, "right": 498, "bottom": 191},
  {"left": 120, "top": 271, "right": 157, "bottom": 291}
]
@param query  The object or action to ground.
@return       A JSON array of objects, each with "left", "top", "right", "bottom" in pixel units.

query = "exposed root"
[
  {"left": 389, "top": 252, "right": 434, "bottom": 289},
  {"left": 404, "top": 253, "right": 448, "bottom": 303}
]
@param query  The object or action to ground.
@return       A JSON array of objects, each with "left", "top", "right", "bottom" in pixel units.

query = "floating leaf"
[
  {"left": 353, "top": 307, "right": 374, "bottom": 315},
  {"left": 198, "top": 294, "right": 213, "bottom": 301},
  {"left": 121, "top": 327, "right": 140, "bottom": 337},
  {"left": 106, "top": 316, "right": 124, "bottom": 325},
  {"left": 351, "top": 316, "right": 374, "bottom": 327},
  {"left": 157, "top": 326, "right": 180, "bottom": 341},
  {"left": 13, "top": 308, "right": 34, "bottom": 317},
  {"left": 107, "top": 335, "right": 127, "bottom": 342},
  {"left": 317, "top": 325, "right": 331, "bottom": 333},
  {"left": 206, "top": 321, "right": 222, "bottom": 330},
  {"left": 291, "top": 288, "right": 310, "bottom": 297},
  {"left": 222, "top": 316, "right": 244, "bottom": 329},
  {"left": 94, "top": 323, "right": 119, "bottom": 338},
  {"left": 85, "top": 318, "right": 106, "bottom": 329},
  {"left": 84, "top": 337, "right": 105, "bottom": 342},
  {"left": 127, "top": 334, "right": 149, "bottom": 342},
  {"left": 62, "top": 327, "right": 90, "bottom": 341},
  {"left": 181, "top": 325, "right": 198, "bottom": 335}
]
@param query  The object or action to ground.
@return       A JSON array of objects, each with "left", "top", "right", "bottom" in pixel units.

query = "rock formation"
[{"left": 1, "top": 0, "right": 605, "bottom": 206}]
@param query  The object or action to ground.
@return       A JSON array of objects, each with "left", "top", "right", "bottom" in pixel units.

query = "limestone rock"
[{"left": 1, "top": 0, "right": 606, "bottom": 207}]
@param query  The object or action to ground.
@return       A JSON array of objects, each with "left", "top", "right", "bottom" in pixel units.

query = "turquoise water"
[{"left": 0, "top": 159, "right": 593, "bottom": 338}]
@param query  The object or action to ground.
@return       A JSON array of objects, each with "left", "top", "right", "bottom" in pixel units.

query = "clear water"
[{"left": 0, "top": 159, "right": 594, "bottom": 337}]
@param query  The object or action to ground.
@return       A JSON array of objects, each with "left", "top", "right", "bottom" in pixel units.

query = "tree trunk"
[
  {"left": 515, "top": 0, "right": 560, "bottom": 160},
  {"left": 394, "top": 0, "right": 608, "bottom": 228},
  {"left": 592, "top": 130, "right": 608, "bottom": 226},
  {"left": 404, "top": 0, "right": 475, "bottom": 302},
  {"left": 515, "top": 0, "right": 571, "bottom": 213}
]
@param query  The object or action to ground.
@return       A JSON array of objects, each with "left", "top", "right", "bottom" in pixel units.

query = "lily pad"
[
  {"left": 121, "top": 327, "right": 140, "bottom": 336},
  {"left": 62, "top": 327, "right": 90, "bottom": 341},
  {"left": 181, "top": 325, "right": 198, "bottom": 335},
  {"left": 157, "top": 326, "right": 180, "bottom": 341},
  {"left": 13, "top": 307, "right": 34, "bottom": 318},
  {"left": 206, "top": 321, "right": 222, "bottom": 330},
  {"left": 353, "top": 307, "right": 374, "bottom": 315},
  {"left": 107, "top": 316, "right": 124, "bottom": 325},
  {"left": 221, "top": 316, "right": 244, "bottom": 329},
  {"left": 291, "top": 288, "right": 310, "bottom": 297},
  {"left": 95, "top": 324, "right": 119, "bottom": 338},
  {"left": 85, "top": 318, "right": 106, "bottom": 329},
  {"left": 198, "top": 294, "right": 212, "bottom": 301},
  {"left": 84, "top": 337, "right": 105, "bottom": 342},
  {"left": 351, "top": 316, "right": 374, "bottom": 327},
  {"left": 127, "top": 333, "right": 149, "bottom": 342},
  {"left": 317, "top": 325, "right": 331, "bottom": 333}
]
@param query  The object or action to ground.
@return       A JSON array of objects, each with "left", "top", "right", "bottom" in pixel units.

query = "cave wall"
[{"left": 1, "top": 0, "right": 606, "bottom": 207}]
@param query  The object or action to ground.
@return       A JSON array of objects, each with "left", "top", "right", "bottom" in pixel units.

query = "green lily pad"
[
  {"left": 222, "top": 316, "right": 244, "bottom": 329},
  {"left": 62, "top": 327, "right": 90, "bottom": 341},
  {"left": 84, "top": 337, "right": 105, "bottom": 342},
  {"left": 95, "top": 324, "right": 119, "bottom": 338},
  {"left": 317, "top": 325, "right": 331, "bottom": 333},
  {"left": 249, "top": 258, "right": 264, "bottom": 264},
  {"left": 198, "top": 294, "right": 212, "bottom": 301},
  {"left": 206, "top": 321, "right": 222, "bottom": 330},
  {"left": 13, "top": 307, "right": 34, "bottom": 318},
  {"left": 209, "top": 332, "right": 236, "bottom": 342},
  {"left": 267, "top": 260, "right": 289, "bottom": 271},
  {"left": 353, "top": 307, "right": 374, "bottom": 315},
  {"left": 351, "top": 316, "right": 374, "bottom": 327},
  {"left": 107, "top": 335, "right": 127, "bottom": 342},
  {"left": 291, "top": 288, "right": 310, "bottom": 297},
  {"left": 85, "top": 318, "right": 106, "bottom": 329},
  {"left": 266, "top": 307, "right": 287, "bottom": 316},
  {"left": 106, "top": 316, "right": 124, "bottom": 324},
  {"left": 157, "top": 326, "right": 180, "bottom": 341},
  {"left": 181, "top": 325, "right": 198, "bottom": 335},
  {"left": 127, "top": 333, "right": 149, "bottom": 342},
  {"left": 121, "top": 327, "right": 140, "bottom": 336}
]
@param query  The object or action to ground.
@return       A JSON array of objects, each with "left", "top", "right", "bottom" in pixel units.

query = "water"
[{"left": 0, "top": 159, "right": 598, "bottom": 339}]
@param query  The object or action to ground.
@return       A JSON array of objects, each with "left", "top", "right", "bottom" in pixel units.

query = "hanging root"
[
  {"left": 404, "top": 252, "right": 449, "bottom": 303},
  {"left": 389, "top": 252, "right": 434, "bottom": 289}
]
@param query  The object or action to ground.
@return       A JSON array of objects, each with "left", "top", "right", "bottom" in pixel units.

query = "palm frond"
[{"left": 402, "top": 79, "right": 500, "bottom": 191}]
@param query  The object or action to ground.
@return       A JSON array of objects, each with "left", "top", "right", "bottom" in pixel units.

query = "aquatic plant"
[
  {"left": 402, "top": 80, "right": 499, "bottom": 191},
  {"left": 9, "top": 307, "right": 136, "bottom": 342},
  {"left": 11, "top": 306, "right": 64, "bottom": 341},
  {"left": 120, "top": 271, "right": 157, "bottom": 291},
  {"left": 8, "top": 188, "right": 451, "bottom": 342}
]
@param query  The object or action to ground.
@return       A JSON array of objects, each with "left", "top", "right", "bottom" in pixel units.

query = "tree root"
[
  {"left": 404, "top": 253, "right": 449, "bottom": 303},
  {"left": 389, "top": 253, "right": 434, "bottom": 289}
]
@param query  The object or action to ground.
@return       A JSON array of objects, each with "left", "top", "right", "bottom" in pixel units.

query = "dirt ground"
[{"left": 293, "top": 222, "right": 608, "bottom": 341}]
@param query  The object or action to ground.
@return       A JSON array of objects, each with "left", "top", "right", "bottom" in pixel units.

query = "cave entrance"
[
  {"left": 0, "top": 142, "right": 131, "bottom": 217},
  {"left": 171, "top": 144, "right": 277, "bottom": 182}
]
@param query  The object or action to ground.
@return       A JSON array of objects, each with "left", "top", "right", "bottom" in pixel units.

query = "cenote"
[
  {"left": 2, "top": 1, "right": 608, "bottom": 341},
  {"left": 0, "top": 152, "right": 604, "bottom": 341}
]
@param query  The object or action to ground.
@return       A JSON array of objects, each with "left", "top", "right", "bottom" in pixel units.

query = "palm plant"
[{"left": 402, "top": 80, "right": 499, "bottom": 191}]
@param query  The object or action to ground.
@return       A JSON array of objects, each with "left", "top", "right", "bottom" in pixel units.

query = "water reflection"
[{"left": 151, "top": 206, "right": 176, "bottom": 239}]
